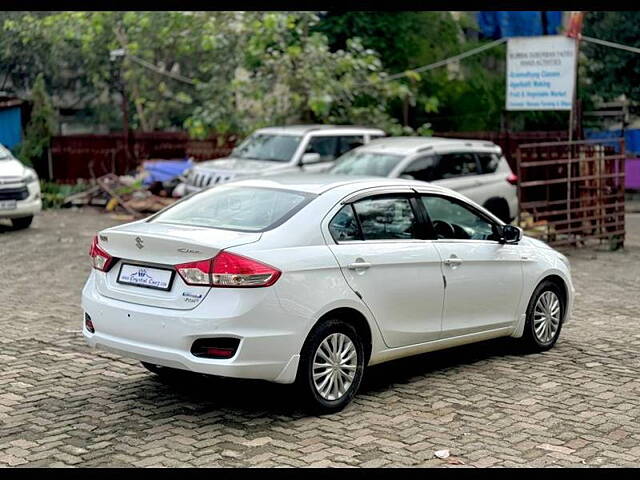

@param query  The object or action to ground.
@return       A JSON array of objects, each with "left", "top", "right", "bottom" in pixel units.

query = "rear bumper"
[{"left": 81, "top": 274, "right": 303, "bottom": 383}]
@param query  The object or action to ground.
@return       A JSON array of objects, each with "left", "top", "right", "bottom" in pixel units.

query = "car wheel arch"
[
  {"left": 513, "top": 272, "right": 570, "bottom": 339},
  {"left": 537, "top": 274, "right": 568, "bottom": 316},
  {"left": 304, "top": 307, "right": 373, "bottom": 366}
]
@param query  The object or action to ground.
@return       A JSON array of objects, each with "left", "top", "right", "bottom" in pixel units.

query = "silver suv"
[
  {"left": 329, "top": 136, "right": 518, "bottom": 223},
  {"left": 184, "top": 125, "right": 385, "bottom": 193}
]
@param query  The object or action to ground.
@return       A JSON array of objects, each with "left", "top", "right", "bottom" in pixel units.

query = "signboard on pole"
[{"left": 506, "top": 35, "right": 577, "bottom": 111}]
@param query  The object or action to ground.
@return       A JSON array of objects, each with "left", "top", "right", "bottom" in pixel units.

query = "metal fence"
[
  {"left": 516, "top": 138, "right": 626, "bottom": 249},
  {"left": 43, "top": 129, "right": 576, "bottom": 182},
  {"left": 434, "top": 130, "right": 570, "bottom": 172},
  {"left": 44, "top": 132, "right": 237, "bottom": 181}
]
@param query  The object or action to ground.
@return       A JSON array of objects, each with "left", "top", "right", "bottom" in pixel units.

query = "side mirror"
[
  {"left": 501, "top": 224, "right": 523, "bottom": 244},
  {"left": 399, "top": 174, "right": 414, "bottom": 180},
  {"left": 301, "top": 152, "right": 322, "bottom": 165}
]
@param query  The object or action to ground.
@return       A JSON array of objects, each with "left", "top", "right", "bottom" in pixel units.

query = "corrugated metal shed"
[{"left": 0, "top": 97, "right": 23, "bottom": 149}]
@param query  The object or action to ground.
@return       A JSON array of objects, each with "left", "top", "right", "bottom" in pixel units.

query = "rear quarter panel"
[{"left": 227, "top": 242, "right": 387, "bottom": 359}]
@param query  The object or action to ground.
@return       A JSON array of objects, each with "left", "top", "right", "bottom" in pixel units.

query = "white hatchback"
[
  {"left": 329, "top": 136, "right": 518, "bottom": 223},
  {"left": 82, "top": 175, "right": 573, "bottom": 413}
]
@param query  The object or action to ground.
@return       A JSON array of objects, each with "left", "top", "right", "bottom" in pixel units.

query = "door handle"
[
  {"left": 347, "top": 261, "right": 372, "bottom": 270},
  {"left": 443, "top": 257, "right": 463, "bottom": 267}
]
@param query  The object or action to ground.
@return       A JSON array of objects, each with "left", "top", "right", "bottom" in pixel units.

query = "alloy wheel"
[
  {"left": 312, "top": 333, "right": 358, "bottom": 401},
  {"left": 533, "top": 290, "right": 561, "bottom": 343}
]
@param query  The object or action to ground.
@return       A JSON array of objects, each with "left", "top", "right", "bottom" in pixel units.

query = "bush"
[{"left": 40, "top": 181, "right": 88, "bottom": 209}]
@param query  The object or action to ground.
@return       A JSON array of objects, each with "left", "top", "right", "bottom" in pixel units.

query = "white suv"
[
  {"left": 184, "top": 125, "right": 385, "bottom": 193},
  {"left": 0, "top": 144, "right": 42, "bottom": 229},
  {"left": 329, "top": 136, "right": 518, "bottom": 222}
]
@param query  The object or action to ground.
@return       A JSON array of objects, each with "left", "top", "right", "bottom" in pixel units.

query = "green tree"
[
  {"left": 315, "top": 11, "right": 462, "bottom": 73},
  {"left": 18, "top": 73, "right": 57, "bottom": 167},
  {"left": 187, "top": 12, "right": 423, "bottom": 137},
  {"left": 581, "top": 11, "right": 640, "bottom": 104}
]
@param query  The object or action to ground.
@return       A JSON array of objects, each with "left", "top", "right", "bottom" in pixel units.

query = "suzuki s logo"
[{"left": 135, "top": 237, "right": 144, "bottom": 249}]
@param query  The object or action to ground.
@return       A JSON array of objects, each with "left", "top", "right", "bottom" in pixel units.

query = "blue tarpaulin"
[
  {"left": 477, "top": 11, "right": 563, "bottom": 39},
  {"left": 0, "top": 106, "right": 22, "bottom": 149},
  {"left": 142, "top": 158, "right": 193, "bottom": 185},
  {"left": 584, "top": 129, "right": 640, "bottom": 155}
]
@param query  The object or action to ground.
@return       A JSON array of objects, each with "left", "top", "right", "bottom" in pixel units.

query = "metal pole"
[
  {"left": 567, "top": 35, "right": 580, "bottom": 245},
  {"left": 121, "top": 83, "right": 130, "bottom": 171},
  {"left": 47, "top": 146, "right": 53, "bottom": 181},
  {"left": 516, "top": 147, "right": 522, "bottom": 226}
]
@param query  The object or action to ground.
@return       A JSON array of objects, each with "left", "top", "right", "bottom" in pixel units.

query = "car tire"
[
  {"left": 296, "top": 319, "right": 365, "bottom": 414},
  {"left": 11, "top": 215, "right": 33, "bottom": 230},
  {"left": 520, "top": 280, "right": 565, "bottom": 352},
  {"left": 483, "top": 198, "right": 511, "bottom": 224}
]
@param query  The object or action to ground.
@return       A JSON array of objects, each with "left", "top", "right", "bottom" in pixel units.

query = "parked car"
[
  {"left": 83, "top": 175, "right": 573, "bottom": 413},
  {"left": 0, "top": 144, "right": 42, "bottom": 229},
  {"left": 329, "top": 136, "right": 518, "bottom": 223},
  {"left": 183, "top": 125, "right": 385, "bottom": 193}
]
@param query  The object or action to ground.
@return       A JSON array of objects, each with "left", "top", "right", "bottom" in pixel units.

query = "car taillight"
[
  {"left": 89, "top": 235, "right": 115, "bottom": 272},
  {"left": 175, "top": 251, "right": 281, "bottom": 288},
  {"left": 506, "top": 173, "right": 518, "bottom": 185}
]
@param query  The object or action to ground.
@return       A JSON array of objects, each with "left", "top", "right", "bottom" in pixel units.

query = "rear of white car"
[
  {"left": 82, "top": 185, "right": 321, "bottom": 384},
  {"left": 0, "top": 144, "right": 42, "bottom": 228}
]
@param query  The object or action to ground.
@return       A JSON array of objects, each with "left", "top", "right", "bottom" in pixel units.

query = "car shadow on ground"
[
  {"left": 112, "top": 337, "right": 536, "bottom": 419},
  {"left": 360, "top": 337, "right": 529, "bottom": 395},
  {"left": 0, "top": 221, "right": 20, "bottom": 233}
]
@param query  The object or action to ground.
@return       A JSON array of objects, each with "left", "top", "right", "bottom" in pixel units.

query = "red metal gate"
[
  {"left": 516, "top": 138, "right": 626, "bottom": 248},
  {"left": 47, "top": 132, "right": 237, "bottom": 181}
]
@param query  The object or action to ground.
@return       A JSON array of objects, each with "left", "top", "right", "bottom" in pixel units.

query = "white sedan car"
[{"left": 82, "top": 175, "right": 574, "bottom": 413}]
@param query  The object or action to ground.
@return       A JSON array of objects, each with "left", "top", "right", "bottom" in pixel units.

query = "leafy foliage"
[
  {"left": 581, "top": 11, "right": 640, "bottom": 104},
  {"left": 2, "top": 11, "right": 618, "bottom": 138},
  {"left": 17, "top": 73, "right": 57, "bottom": 166},
  {"left": 188, "top": 13, "right": 424, "bottom": 137},
  {"left": 39, "top": 181, "right": 88, "bottom": 209}
]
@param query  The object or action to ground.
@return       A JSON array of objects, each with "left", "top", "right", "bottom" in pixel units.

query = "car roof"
[
  {"left": 226, "top": 173, "right": 453, "bottom": 196},
  {"left": 354, "top": 136, "right": 501, "bottom": 156},
  {"left": 255, "top": 124, "right": 386, "bottom": 136}
]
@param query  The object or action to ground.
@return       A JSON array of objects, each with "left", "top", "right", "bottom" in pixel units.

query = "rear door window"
[
  {"left": 437, "top": 152, "right": 479, "bottom": 179},
  {"left": 477, "top": 152, "right": 500, "bottom": 174},
  {"left": 400, "top": 155, "right": 439, "bottom": 182},
  {"left": 352, "top": 196, "right": 418, "bottom": 240}
]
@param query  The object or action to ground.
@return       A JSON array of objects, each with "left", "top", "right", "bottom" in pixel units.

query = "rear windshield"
[
  {"left": 330, "top": 150, "right": 404, "bottom": 177},
  {"left": 150, "top": 185, "right": 314, "bottom": 232}
]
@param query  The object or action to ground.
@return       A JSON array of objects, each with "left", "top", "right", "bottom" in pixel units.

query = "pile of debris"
[
  {"left": 519, "top": 211, "right": 557, "bottom": 243},
  {"left": 63, "top": 158, "right": 192, "bottom": 219}
]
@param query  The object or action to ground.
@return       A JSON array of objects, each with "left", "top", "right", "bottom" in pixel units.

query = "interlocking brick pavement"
[{"left": 1, "top": 209, "right": 640, "bottom": 467}]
